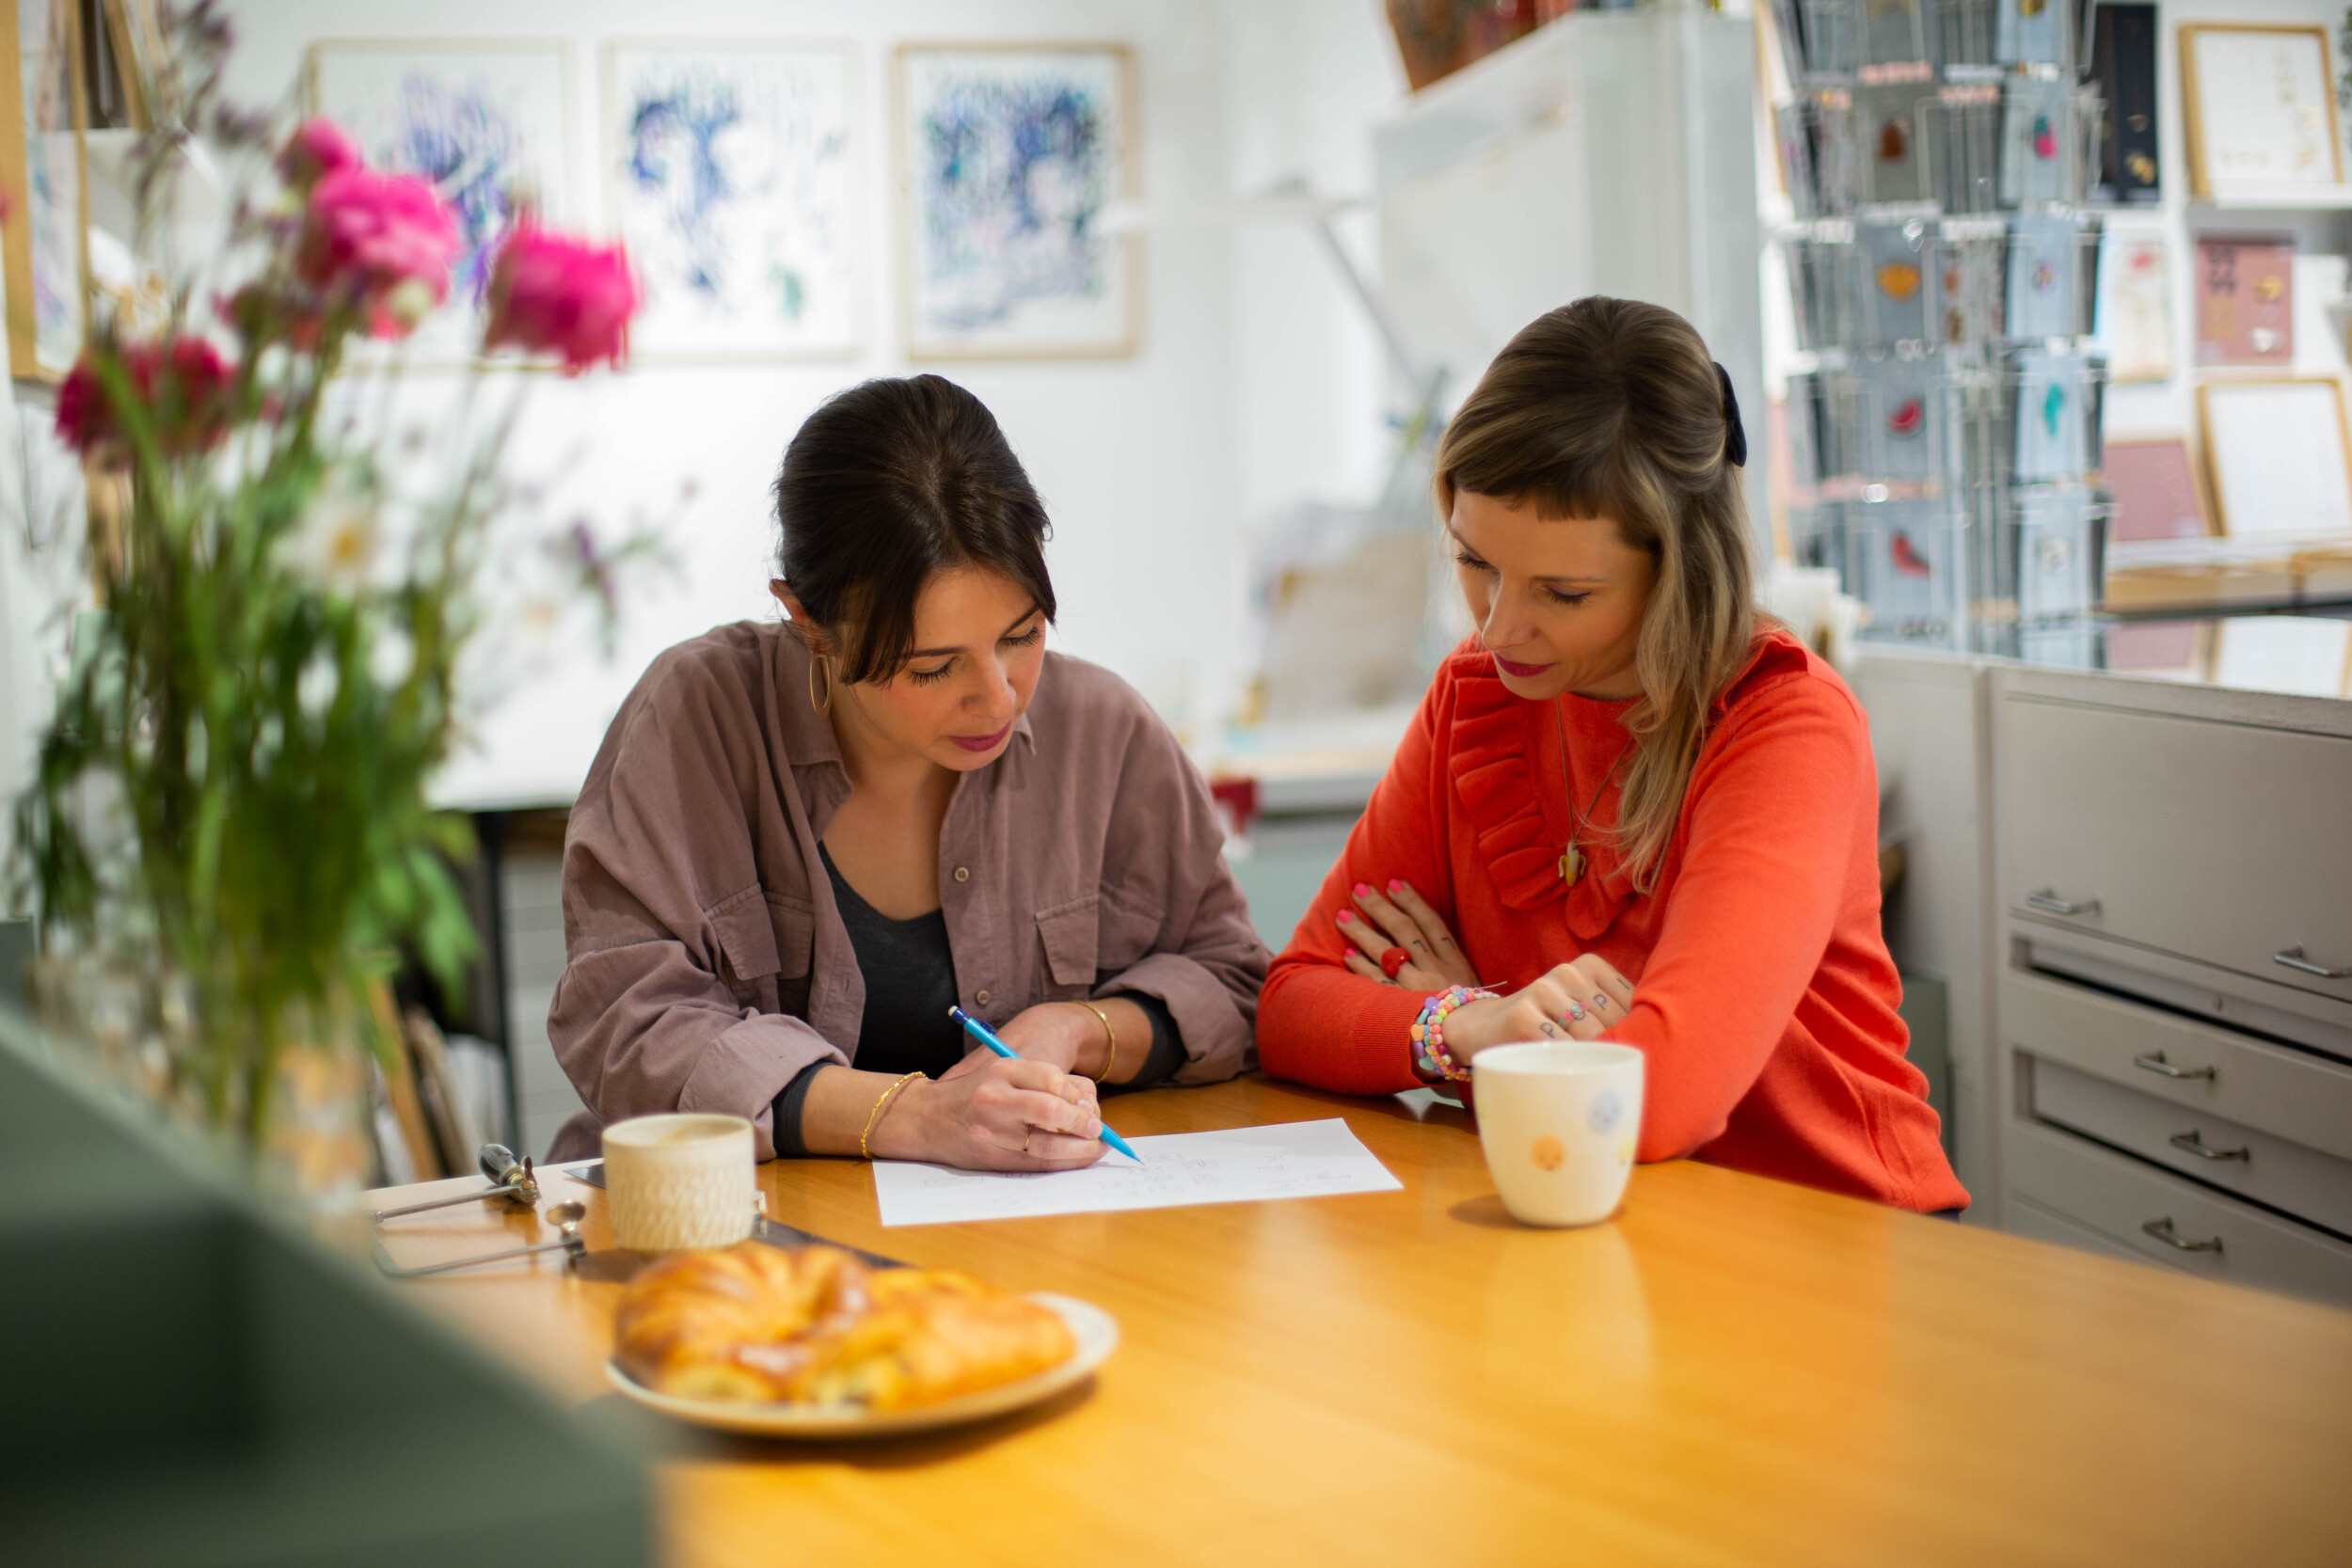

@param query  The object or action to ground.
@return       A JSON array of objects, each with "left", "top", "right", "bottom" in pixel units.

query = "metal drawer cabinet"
[
  {"left": 2001, "top": 970, "right": 2352, "bottom": 1162},
  {"left": 1994, "top": 694, "right": 2352, "bottom": 1006},
  {"left": 2008, "top": 1122, "right": 2352, "bottom": 1309},
  {"left": 2030, "top": 1058, "right": 2352, "bottom": 1237}
]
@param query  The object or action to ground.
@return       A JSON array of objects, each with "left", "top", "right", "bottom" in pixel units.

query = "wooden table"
[{"left": 358, "top": 1077, "right": 2352, "bottom": 1566}]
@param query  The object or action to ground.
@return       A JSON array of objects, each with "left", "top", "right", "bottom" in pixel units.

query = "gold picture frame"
[
  {"left": 0, "top": 0, "right": 90, "bottom": 382},
  {"left": 2180, "top": 23, "right": 2344, "bottom": 198},
  {"left": 893, "top": 41, "right": 1142, "bottom": 362},
  {"left": 2196, "top": 378, "right": 2352, "bottom": 541}
]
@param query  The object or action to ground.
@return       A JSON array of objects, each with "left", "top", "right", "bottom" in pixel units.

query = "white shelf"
[{"left": 2190, "top": 184, "right": 2352, "bottom": 213}]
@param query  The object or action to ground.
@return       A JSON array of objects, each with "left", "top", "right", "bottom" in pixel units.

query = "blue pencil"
[{"left": 949, "top": 1006, "right": 1145, "bottom": 1163}]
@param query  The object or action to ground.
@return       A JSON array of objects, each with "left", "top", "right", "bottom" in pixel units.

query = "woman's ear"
[{"left": 771, "top": 580, "right": 829, "bottom": 655}]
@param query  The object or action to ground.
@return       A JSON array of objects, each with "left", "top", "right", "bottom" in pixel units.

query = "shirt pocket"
[
  {"left": 708, "top": 884, "right": 815, "bottom": 1014},
  {"left": 1034, "top": 893, "right": 1101, "bottom": 1000}
]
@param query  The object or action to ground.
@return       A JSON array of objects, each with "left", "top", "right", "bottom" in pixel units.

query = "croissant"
[{"left": 613, "top": 1244, "right": 1075, "bottom": 1410}]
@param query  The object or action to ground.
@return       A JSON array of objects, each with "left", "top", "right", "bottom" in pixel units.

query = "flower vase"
[{"left": 29, "top": 944, "right": 377, "bottom": 1212}]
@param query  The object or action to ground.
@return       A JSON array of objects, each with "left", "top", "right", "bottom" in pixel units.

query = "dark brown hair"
[
  {"left": 772, "top": 374, "right": 1056, "bottom": 684},
  {"left": 1434, "top": 296, "right": 1756, "bottom": 890}
]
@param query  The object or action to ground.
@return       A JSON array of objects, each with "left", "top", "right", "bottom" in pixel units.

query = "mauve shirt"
[{"left": 546, "top": 621, "right": 1269, "bottom": 1161}]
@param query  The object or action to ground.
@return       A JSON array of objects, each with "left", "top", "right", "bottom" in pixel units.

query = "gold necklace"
[{"left": 1554, "top": 700, "right": 1632, "bottom": 886}]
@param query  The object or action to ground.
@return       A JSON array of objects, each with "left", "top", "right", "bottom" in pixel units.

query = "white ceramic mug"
[
  {"left": 601, "top": 1113, "right": 760, "bottom": 1251},
  {"left": 1472, "top": 1041, "right": 1645, "bottom": 1228}
]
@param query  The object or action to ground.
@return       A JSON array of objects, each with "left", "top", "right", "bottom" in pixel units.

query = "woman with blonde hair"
[{"left": 1258, "top": 296, "right": 1965, "bottom": 1212}]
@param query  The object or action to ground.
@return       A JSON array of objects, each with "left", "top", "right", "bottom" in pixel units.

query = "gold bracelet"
[
  {"left": 860, "top": 1071, "right": 923, "bottom": 1161},
  {"left": 1077, "top": 1001, "right": 1119, "bottom": 1084}
]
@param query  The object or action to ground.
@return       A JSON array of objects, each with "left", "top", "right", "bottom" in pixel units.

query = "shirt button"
[
  {"left": 976, "top": 990, "right": 991, "bottom": 1006},
  {"left": 954, "top": 866, "right": 971, "bottom": 883}
]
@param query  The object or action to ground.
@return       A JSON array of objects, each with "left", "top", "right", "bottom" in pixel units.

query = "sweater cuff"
[
  {"left": 1113, "top": 991, "right": 1186, "bottom": 1092},
  {"left": 768, "top": 1059, "right": 830, "bottom": 1159}
]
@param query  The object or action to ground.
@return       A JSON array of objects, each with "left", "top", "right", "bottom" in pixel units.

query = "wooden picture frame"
[
  {"left": 894, "top": 41, "right": 1140, "bottom": 362},
  {"left": 0, "top": 0, "right": 89, "bottom": 382},
  {"left": 2180, "top": 24, "right": 2343, "bottom": 197},
  {"left": 2197, "top": 378, "right": 2352, "bottom": 542}
]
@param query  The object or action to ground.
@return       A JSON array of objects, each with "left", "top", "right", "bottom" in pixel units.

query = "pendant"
[{"left": 1559, "top": 845, "right": 1585, "bottom": 885}]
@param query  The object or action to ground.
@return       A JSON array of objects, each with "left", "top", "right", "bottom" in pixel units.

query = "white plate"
[{"left": 603, "top": 1292, "right": 1118, "bottom": 1438}]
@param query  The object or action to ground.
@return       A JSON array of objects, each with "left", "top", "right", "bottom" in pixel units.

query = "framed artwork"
[
  {"left": 2093, "top": 230, "right": 2168, "bottom": 383},
  {"left": 2180, "top": 24, "right": 2341, "bottom": 196},
  {"left": 2103, "top": 438, "right": 2207, "bottom": 545},
  {"left": 0, "top": 0, "right": 88, "bottom": 380},
  {"left": 2090, "top": 3, "right": 2158, "bottom": 205},
  {"left": 2194, "top": 237, "right": 2292, "bottom": 366},
  {"left": 2198, "top": 380, "right": 2352, "bottom": 542},
  {"left": 603, "top": 40, "right": 861, "bottom": 361},
  {"left": 306, "top": 40, "right": 574, "bottom": 361},
  {"left": 896, "top": 42, "right": 1137, "bottom": 361}
]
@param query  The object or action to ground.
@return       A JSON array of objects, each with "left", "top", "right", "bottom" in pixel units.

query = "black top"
[
  {"left": 818, "top": 845, "right": 967, "bottom": 1077},
  {"left": 770, "top": 845, "right": 1186, "bottom": 1156}
]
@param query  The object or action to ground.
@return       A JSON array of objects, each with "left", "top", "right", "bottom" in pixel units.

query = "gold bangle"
[
  {"left": 860, "top": 1071, "right": 923, "bottom": 1161},
  {"left": 1077, "top": 1001, "right": 1118, "bottom": 1084}
]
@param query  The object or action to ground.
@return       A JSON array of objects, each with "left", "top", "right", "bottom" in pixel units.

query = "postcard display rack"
[{"left": 1772, "top": 0, "right": 2109, "bottom": 654}]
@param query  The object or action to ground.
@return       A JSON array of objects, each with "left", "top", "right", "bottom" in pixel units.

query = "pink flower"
[
  {"left": 296, "top": 167, "right": 461, "bottom": 339},
  {"left": 278, "top": 118, "right": 361, "bottom": 188},
  {"left": 56, "top": 337, "right": 236, "bottom": 456},
  {"left": 483, "top": 226, "right": 639, "bottom": 372}
]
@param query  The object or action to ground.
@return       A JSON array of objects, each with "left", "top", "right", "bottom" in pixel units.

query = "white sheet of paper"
[{"left": 869, "top": 1117, "right": 1402, "bottom": 1227}]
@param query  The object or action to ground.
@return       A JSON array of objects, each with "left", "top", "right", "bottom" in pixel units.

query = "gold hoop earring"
[{"left": 807, "top": 653, "right": 835, "bottom": 714}]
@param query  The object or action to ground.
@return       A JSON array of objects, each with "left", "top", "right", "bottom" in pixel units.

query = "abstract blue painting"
[
  {"left": 308, "top": 41, "right": 573, "bottom": 360},
  {"left": 607, "top": 43, "right": 859, "bottom": 359},
  {"left": 898, "top": 46, "right": 1136, "bottom": 358}
]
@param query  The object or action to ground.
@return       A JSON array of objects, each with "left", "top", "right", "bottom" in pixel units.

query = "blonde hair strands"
[{"left": 1434, "top": 297, "right": 1756, "bottom": 892}]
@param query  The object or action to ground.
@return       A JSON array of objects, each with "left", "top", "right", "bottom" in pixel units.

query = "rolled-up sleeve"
[
  {"left": 1090, "top": 708, "right": 1270, "bottom": 1085},
  {"left": 548, "top": 654, "right": 846, "bottom": 1160}
]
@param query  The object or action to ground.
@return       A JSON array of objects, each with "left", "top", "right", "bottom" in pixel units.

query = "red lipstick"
[{"left": 948, "top": 721, "right": 1013, "bottom": 753}]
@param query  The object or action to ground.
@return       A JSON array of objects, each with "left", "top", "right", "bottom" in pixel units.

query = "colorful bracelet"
[{"left": 1411, "top": 985, "right": 1495, "bottom": 1083}]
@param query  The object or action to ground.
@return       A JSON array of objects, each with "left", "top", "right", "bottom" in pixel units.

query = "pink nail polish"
[
  {"left": 1388, "top": 879, "right": 1406, "bottom": 894},
  {"left": 1353, "top": 882, "right": 1373, "bottom": 898},
  {"left": 1335, "top": 911, "right": 1353, "bottom": 926}
]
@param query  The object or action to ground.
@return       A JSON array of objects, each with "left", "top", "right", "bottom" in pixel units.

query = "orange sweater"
[{"left": 1258, "top": 627, "right": 1967, "bottom": 1213}]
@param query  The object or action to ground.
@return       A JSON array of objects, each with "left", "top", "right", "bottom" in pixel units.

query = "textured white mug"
[
  {"left": 1473, "top": 1041, "right": 1645, "bottom": 1227},
  {"left": 602, "top": 1113, "right": 759, "bottom": 1251}
]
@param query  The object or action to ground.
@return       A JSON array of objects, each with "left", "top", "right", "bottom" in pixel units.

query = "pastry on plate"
[{"left": 613, "top": 1243, "right": 1076, "bottom": 1410}]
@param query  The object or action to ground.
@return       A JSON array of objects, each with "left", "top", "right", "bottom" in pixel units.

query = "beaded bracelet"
[{"left": 1411, "top": 985, "right": 1496, "bottom": 1083}]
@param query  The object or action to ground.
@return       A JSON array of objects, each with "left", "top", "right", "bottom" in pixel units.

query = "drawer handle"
[
  {"left": 2141, "top": 1216, "right": 2224, "bottom": 1254},
  {"left": 2133, "top": 1051, "right": 2215, "bottom": 1082},
  {"left": 2273, "top": 945, "right": 2352, "bottom": 980},
  {"left": 2026, "top": 889, "right": 2101, "bottom": 917},
  {"left": 2168, "top": 1131, "right": 2250, "bottom": 1164}
]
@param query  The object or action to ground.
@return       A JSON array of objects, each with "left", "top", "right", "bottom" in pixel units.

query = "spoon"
[{"left": 374, "top": 1200, "right": 593, "bottom": 1280}]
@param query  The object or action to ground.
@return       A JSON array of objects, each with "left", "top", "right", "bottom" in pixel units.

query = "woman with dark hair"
[
  {"left": 1258, "top": 298, "right": 1965, "bottom": 1213},
  {"left": 548, "top": 375, "right": 1265, "bottom": 1169}
]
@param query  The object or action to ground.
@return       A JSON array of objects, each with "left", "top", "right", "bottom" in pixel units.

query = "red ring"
[{"left": 1379, "top": 946, "right": 1412, "bottom": 979}]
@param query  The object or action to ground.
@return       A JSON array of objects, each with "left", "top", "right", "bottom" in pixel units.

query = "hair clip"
[{"left": 1713, "top": 361, "right": 1748, "bottom": 467}]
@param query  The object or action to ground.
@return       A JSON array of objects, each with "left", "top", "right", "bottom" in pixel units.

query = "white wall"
[{"left": 208, "top": 0, "right": 1406, "bottom": 807}]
